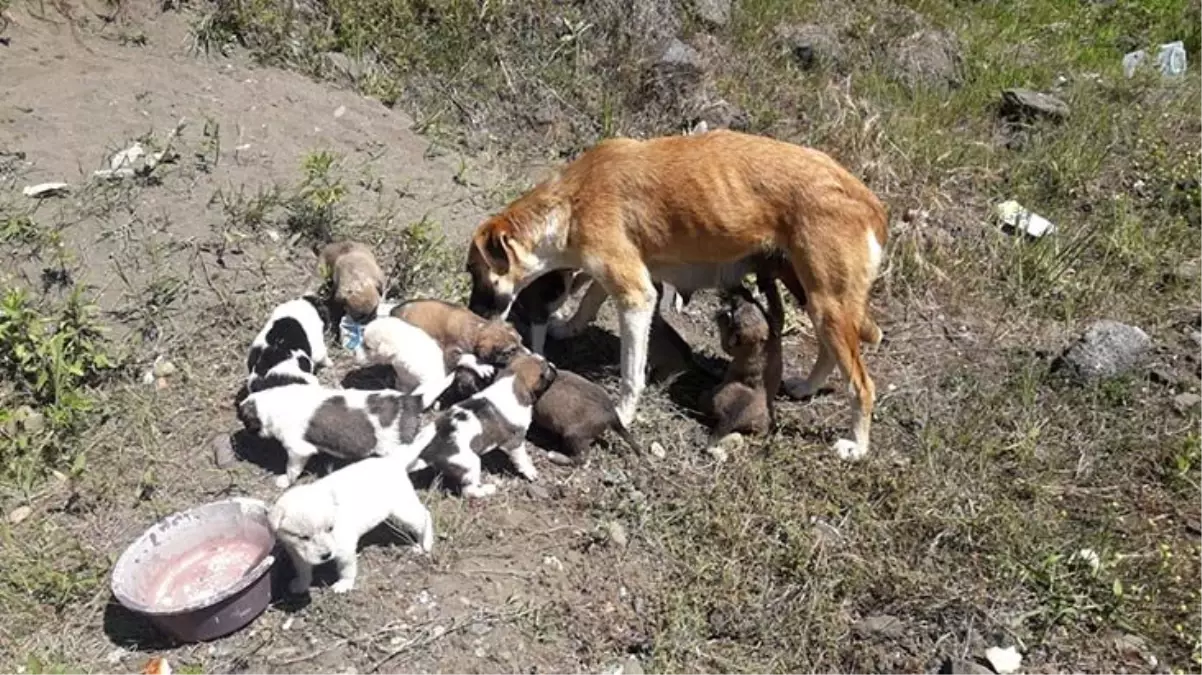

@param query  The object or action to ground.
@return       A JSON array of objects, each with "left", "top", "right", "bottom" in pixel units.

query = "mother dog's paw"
[{"left": 832, "top": 439, "right": 867, "bottom": 462}]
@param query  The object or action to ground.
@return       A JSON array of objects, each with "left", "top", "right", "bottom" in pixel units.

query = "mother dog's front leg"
[{"left": 609, "top": 272, "right": 656, "bottom": 428}]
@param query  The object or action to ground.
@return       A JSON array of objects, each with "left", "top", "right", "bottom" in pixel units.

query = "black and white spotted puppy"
[
  {"left": 237, "top": 376, "right": 452, "bottom": 488},
  {"left": 246, "top": 295, "right": 330, "bottom": 393},
  {"left": 413, "top": 353, "right": 557, "bottom": 497}
]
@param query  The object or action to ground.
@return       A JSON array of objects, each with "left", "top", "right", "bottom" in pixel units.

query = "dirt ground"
[{"left": 1, "top": 2, "right": 1198, "bottom": 675}]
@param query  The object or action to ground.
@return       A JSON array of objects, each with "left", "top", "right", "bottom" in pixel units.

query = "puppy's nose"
[{"left": 319, "top": 552, "right": 333, "bottom": 563}]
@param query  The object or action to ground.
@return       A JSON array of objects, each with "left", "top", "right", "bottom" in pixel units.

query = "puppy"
[
  {"left": 413, "top": 353, "right": 557, "bottom": 498},
  {"left": 246, "top": 296, "right": 329, "bottom": 393},
  {"left": 529, "top": 369, "right": 642, "bottom": 466},
  {"left": 362, "top": 316, "right": 493, "bottom": 403},
  {"left": 507, "top": 269, "right": 587, "bottom": 353},
  {"left": 318, "top": 241, "right": 386, "bottom": 323},
  {"left": 269, "top": 446, "right": 435, "bottom": 594},
  {"left": 237, "top": 380, "right": 450, "bottom": 488},
  {"left": 390, "top": 299, "right": 525, "bottom": 375},
  {"left": 465, "top": 129, "right": 886, "bottom": 460},
  {"left": 444, "top": 361, "right": 641, "bottom": 466},
  {"left": 705, "top": 281, "right": 784, "bottom": 453}
]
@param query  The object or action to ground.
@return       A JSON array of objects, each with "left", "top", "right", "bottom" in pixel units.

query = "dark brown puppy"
[
  {"left": 391, "top": 298, "right": 525, "bottom": 373},
  {"left": 706, "top": 279, "right": 784, "bottom": 448}
]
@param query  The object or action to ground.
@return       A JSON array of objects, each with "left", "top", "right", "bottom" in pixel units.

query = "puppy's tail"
[{"left": 610, "top": 417, "right": 642, "bottom": 454}]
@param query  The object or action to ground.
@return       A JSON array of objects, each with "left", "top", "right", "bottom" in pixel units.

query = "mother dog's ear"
[{"left": 474, "top": 228, "right": 512, "bottom": 276}]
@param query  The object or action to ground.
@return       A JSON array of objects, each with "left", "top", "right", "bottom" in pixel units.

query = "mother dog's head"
[{"left": 466, "top": 215, "right": 532, "bottom": 319}]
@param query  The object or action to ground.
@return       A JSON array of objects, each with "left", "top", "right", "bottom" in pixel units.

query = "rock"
[
  {"left": 602, "top": 655, "right": 645, "bottom": 675},
  {"left": 852, "top": 614, "right": 905, "bottom": 639},
  {"left": 688, "top": 0, "right": 730, "bottom": 27},
  {"left": 211, "top": 434, "right": 237, "bottom": 468},
  {"left": 644, "top": 38, "right": 706, "bottom": 106},
  {"left": 984, "top": 646, "right": 1022, "bottom": 674},
  {"left": 526, "top": 483, "right": 551, "bottom": 500},
  {"left": 604, "top": 521, "right": 629, "bottom": 549},
  {"left": 888, "top": 30, "right": 963, "bottom": 90},
  {"left": 14, "top": 405, "right": 44, "bottom": 434},
  {"left": 692, "top": 97, "right": 749, "bottom": 131},
  {"left": 940, "top": 657, "right": 994, "bottom": 675},
  {"left": 1000, "top": 88, "right": 1069, "bottom": 122},
  {"left": 333, "top": 105, "right": 347, "bottom": 119},
  {"left": 1059, "top": 320, "right": 1151, "bottom": 381},
  {"left": 707, "top": 432, "right": 745, "bottom": 461},
  {"left": 319, "top": 51, "right": 374, "bottom": 82},
  {"left": 776, "top": 23, "right": 843, "bottom": 70},
  {"left": 1171, "top": 258, "right": 1200, "bottom": 283},
  {"left": 8, "top": 505, "right": 32, "bottom": 525},
  {"left": 649, "top": 441, "right": 666, "bottom": 459},
  {"left": 152, "top": 358, "right": 177, "bottom": 378},
  {"left": 1173, "top": 392, "right": 1201, "bottom": 413}
]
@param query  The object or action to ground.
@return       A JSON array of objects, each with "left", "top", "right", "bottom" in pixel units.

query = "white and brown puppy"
[
  {"left": 361, "top": 316, "right": 494, "bottom": 404},
  {"left": 412, "top": 353, "right": 557, "bottom": 498},
  {"left": 246, "top": 296, "right": 329, "bottom": 393},
  {"left": 269, "top": 446, "right": 435, "bottom": 595},
  {"left": 318, "top": 240, "right": 386, "bottom": 323},
  {"left": 390, "top": 298, "right": 526, "bottom": 374},
  {"left": 705, "top": 283, "right": 784, "bottom": 456},
  {"left": 237, "top": 379, "right": 450, "bottom": 488},
  {"left": 465, "top": 129, "right": 886, "bottom": 460}
]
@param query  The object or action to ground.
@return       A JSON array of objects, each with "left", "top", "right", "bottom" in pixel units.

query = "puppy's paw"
[
  {"left": 470, "top": 363, "right": 495, "bottom": 379},
  {"left": 288, "top": 578, "right": 310, "bottom": 595},
  {"left": 274, "top": 474, "right": 293, "bottom": 489},
  {"left": 832, "top": 439, "right": 867, "bottom": 462},
  {"left": 518, "top": 466, "right": 539, "bottom": 482},
  {"left": 331, "top": 578, "right": 355, "bottom": 594}
]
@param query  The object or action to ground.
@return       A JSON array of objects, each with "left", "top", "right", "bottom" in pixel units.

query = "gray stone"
[
  {"left": 320, "top": 51, "right": 372, "bottom": 82},
  {"left": 852, "top": 614, "right": 905, "bottom": 639},
  {"left": 940, "top": 657, "right": 994, "bottom": 675},
  {"left": 525, "top": 483, "right": 551, "bottom": 500},
  {"left": 1060, "top": 320, "right": 1151, "bottom": 381},
  {"left": 689, "top": 0, "right": 731, "bottom": 27},
  {"left": 620, "top": 655, "right": 645, "bottom": 675},
  {"left": 649, "top": 441, "right": 667, "bottom": 459},
  {"left": 605, "top": 521, "right": 629, "bottom": 549},
  {"left": 211, "top": 433, "right": 237, "bottom": 468},
  {"left": 1173, "top": 392, "right": 1201, "bottom": 413},
  {"left": 889, "top": 30, "right": 964, "bottom": 89},
  {"left": 1001, "top": 88, "right": 1070, "bottom": 122},
  {"left": 693, "top": 97, "right": 749, "bottom": 131},
  {"left": 777, "top": 23, "right": 844, "bottom": 70},
  {"left": 657, "top": 38, "right": 704, "bottom": 76}
]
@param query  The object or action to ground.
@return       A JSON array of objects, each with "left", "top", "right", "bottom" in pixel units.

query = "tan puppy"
[
  {"left": 319, "top": 241, "right": 385, "bottom": 322},
  {"left": 390, "top": 299, "right": 525, "bottom": 372},
  {"left": 465, "top": 129, "right": 886, "bottom": 460},
  {"left": 706, "top": 282, "right": 784, "bottom": 455}
]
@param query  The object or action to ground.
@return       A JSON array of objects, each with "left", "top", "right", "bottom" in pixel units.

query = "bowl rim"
[{"left": 110, "top": 497, "right": 276, "bottom": 616}]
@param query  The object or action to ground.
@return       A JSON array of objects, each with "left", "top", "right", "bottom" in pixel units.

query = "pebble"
[
  {"left": 526, "top": 483, "right": 551, "bottom": 500},
  {"left": 8, "top": 506, "right": 32, "bottom": 525},
  {"left": 605, "top": 521, "right": 629, "bottom": 549},
  {"left": 153, "top": 359, "right": 177, "bottom": 378},
  {"left": 1172, "top": 392, "right": 1201, "bottom": 413},
  {"left": 649, "top": 441, "right": 666, "bottom": 459},
  {"left": 211, "top": 434, "right": 237, "bottom": 468}
]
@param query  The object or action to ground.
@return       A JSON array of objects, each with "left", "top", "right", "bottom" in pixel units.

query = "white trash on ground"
[
  {"left": 984, "top": 646, "right": 1023, "bottom": 675},
  {"left": 1123, "top": 41, "right": 1187, "bottom": 78},
  {"left": 995, "top": 199, "right": 1055, "bottom": 238},
  {"left": 22, "top": 182, "right": 70, "bottom": 198}
]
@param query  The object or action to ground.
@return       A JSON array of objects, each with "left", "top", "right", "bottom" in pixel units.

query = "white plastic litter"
[
  {"left": 22, "top": 182, "right": 69, "bottom": 198},
  {"left": 984, "top": 646, "right": 1023, "bottom": 675},
  {"left": 996, "top": 200, "right": 1055, "bottom": 238},
  {"left": 1124, "top": 41, "right": 1188, "bottom": 78},
  {"left": 110, "top": 142, "right": 145, "bottom": 170}
]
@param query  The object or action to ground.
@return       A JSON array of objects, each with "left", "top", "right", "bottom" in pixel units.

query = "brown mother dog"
[{"left": 465, "top": 129, "right": 887, "bottom": 460}]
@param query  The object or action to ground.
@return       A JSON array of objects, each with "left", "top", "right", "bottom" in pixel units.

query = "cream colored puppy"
[{"left": 268, "top": 441, "right": 435, "bottom": 595}]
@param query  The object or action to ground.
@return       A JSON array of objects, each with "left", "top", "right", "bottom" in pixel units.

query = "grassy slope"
[{"left": 2, "top": 0, "right": 1199, "bottom": 672}]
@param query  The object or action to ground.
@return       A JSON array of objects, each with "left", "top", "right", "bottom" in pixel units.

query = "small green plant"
[
  {"left": 0, "top": 286, "right": 119, "bottom": 490},
  {"left": 286, "top": 150, "right": 347, "bottom": 243}
]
